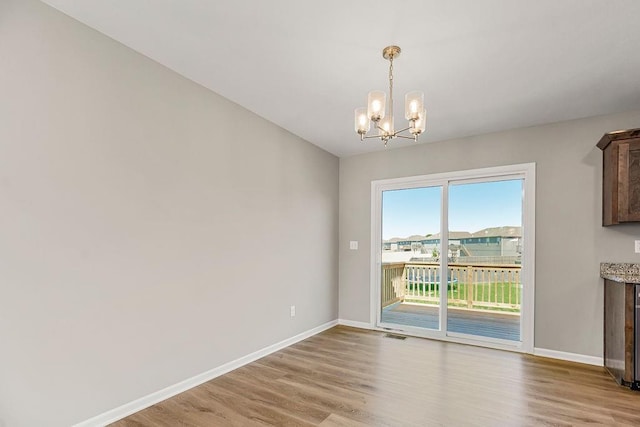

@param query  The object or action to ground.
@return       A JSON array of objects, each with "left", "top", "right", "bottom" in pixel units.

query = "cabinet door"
[{"left": 618, "top": 138, "right": 640, "bottom": 222}]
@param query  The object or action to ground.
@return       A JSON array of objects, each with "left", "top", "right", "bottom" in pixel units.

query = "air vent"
[{"left": 384, "top": 333, "right": 407, "bottom": 340}]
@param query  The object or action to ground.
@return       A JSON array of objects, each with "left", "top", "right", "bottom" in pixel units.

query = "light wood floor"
[{"left": 113, "top": 326, "right": 640, "bottom": 426}]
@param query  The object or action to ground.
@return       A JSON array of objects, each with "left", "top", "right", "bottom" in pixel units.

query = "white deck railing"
[{"left": 381, "top": 262, "right": 521, "bottom": 311}]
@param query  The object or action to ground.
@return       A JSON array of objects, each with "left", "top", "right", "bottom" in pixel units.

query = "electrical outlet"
[
  {"left": 350, "top": 241, "right": 358, "bottom": 250},
  {"left": 290, "top": 305, "right": 296, "bottom": 317},
  {"left": 635, "top": 240, "right": 640, "bottom": 253}
]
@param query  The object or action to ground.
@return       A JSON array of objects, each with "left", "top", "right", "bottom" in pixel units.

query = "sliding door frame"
[{"left": 370, "top": 163, "right": 535, "bottom": 353}]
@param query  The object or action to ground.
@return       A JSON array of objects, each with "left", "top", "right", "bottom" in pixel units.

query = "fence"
[{"left": 381, "top": 262, "right": 521, "bottom": 311}]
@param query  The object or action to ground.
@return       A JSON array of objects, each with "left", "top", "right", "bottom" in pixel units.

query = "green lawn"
[{"left": 404, "top": 282, "right": 521, "bottom": 313}]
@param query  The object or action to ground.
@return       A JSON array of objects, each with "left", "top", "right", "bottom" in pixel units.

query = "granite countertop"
[{"left": 600, "top": 263, "right": 640, "bottom": 284}]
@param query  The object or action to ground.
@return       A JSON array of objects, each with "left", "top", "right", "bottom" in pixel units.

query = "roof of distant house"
[
  {"left": 424, "top": 231, "right": 473, "bottom": 240},
  {"left": 386, "top": 235, "right": 425, "bottom": 243},
  {"left": 384, "top": 227, "right": 521, "bottom": 243},
  {"left": 471, "top": 226, "right": 522, "bottom": 238}
]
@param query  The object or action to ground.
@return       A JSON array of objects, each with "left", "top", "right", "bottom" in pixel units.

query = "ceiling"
[{"left": 40, "top": 0, "right": 640, "bottom": 157}]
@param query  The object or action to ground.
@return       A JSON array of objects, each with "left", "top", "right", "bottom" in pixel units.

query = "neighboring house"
[
  {"left": 384, "top": 227, "right": 521, "bottom": 261},
  {"left": 463, "top": 226, "right": 522, "bottom": 258}
]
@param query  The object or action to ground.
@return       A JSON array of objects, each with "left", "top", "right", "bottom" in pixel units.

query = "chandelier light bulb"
[
  {"left": 411, "top": 109, "right": 427, "bottom": 135},
  {"left": 380, "top": 116, "right": 394, "bottom": 136},
  {"left": 354, "top": 107, "right": 370, "bottom": 134},
  {"left": 367, "top": 90, "right": 386, "bottom": 122},
  {"left": 405, "top": 91, "right": 425, "bottom": 121}
]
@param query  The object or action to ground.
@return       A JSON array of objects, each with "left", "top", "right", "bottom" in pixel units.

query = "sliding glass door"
[
  {"left": 373, "top": 164, "right": 534, "bottom": 352},
  {"left": 380, "top": 186, "right": 442, "bottom": 332},
  {"left": 446, "top": 179, "right": 523, "bottom": 343}
]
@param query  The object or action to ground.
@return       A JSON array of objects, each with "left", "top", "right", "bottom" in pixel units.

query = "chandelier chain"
[{"left": 388, "top": 56, "right": 394, "bottom": 124}]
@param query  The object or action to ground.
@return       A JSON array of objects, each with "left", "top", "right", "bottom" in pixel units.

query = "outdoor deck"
[{"left": 381, "top": 302, "right": 520, "bottom": 341}]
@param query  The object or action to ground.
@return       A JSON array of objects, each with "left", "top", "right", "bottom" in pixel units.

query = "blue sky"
[{"left": 382, "top": 179, "right": 523, "bottom": 239}]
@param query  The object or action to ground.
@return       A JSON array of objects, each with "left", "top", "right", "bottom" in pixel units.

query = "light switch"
[
  {"left": 635, "top": 240, "right": 640, "bottom": 253},
  {"left": 350, "top": 241, "right": 358, "bottom": 250}
]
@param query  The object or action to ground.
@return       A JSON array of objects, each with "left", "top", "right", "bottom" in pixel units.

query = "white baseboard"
[
  {"left": 533, "top": 347, "right": 603, "bottom": 366},
  {"left": 338, "top": 318, "right": 374, "bottom": 329},
  {"left": 338, "top": 321, "right": 603, "bottom": 368},
  {"left": 73, "top": 319, "right": 339, "bottom": 427}
]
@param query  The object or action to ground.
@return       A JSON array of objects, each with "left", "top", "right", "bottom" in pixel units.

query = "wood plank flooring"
[
  {"left": 112, "top": 326, "right": 640, "bottom": 426},
  {"left": 381, "top": 303, "right": 520, "bottom": 341}
]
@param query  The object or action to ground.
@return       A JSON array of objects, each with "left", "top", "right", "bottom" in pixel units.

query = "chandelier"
[{"left": 354, "top": 46, "right": 426, "bottom": 146}]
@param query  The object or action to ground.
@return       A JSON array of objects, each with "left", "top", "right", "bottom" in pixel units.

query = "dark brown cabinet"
[
  {"left": 603, "top": 279, "right": 636, "bottom": 386},
  {"left": 598, "top": 128, "right": 640, "bottom": 225}
]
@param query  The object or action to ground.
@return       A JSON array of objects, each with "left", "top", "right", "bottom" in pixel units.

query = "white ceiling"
[{"left": 40, "top": 0, "right": 640, "bottom": 157}]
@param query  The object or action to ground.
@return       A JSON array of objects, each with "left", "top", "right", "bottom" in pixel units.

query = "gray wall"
[
  {"left": 339, "top": 109, "right": 640, "bottom": 358},
  {"left": 0, "top": 1, "right": 338, "bottom": 426}
]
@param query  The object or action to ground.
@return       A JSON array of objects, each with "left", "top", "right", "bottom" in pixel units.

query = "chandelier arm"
[
  {"left": 374, "top": 124, "right": 388, "bottom": 133},
  {"left": 362, "top": 134, "right": 385, "bottom": 140},
  {"left": 394, "top": 134, "right": 418, "bottom": 140},
  {"left": 394, "top": 126, "right": 412, "bottom": 134}
]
